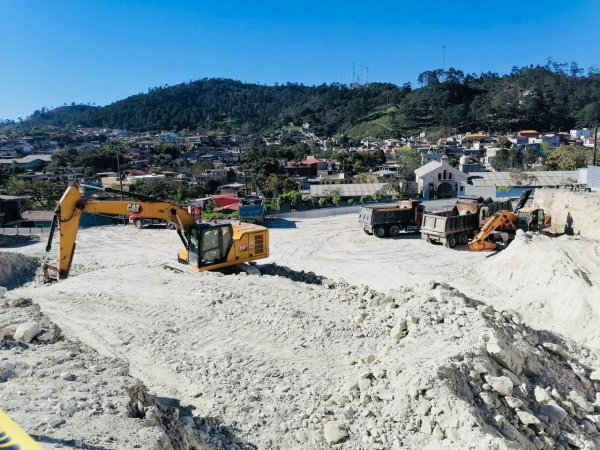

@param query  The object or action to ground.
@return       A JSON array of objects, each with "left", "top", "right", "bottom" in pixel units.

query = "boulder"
[
  {"left": 516, "top": 410, "right": 541, "bottom": 427},
  {"left": 486, "top": 337, "right": 525, "bottom": 375},
  {"left": 486, "top": 376, "right": 513, "bottom": 396},
  {"left": 390, "top": 321, "right": 407, "bottom": 340},
  {"left": 13, "top": 322, "right": 41, "bottom": 343},
  {"left": 568, "top": 390, "right": 594, "bottom": 413},
  {"left": 540, "top": 403, "right": 568, "bottom": 423},
  {"left": 534, "top": 386, "right": 552, "bottom": 404},
  {"left": 323, "top": 421, "right": 348, "bottom": 444}
]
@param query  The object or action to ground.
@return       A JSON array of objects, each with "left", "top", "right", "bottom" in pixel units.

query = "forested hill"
[{"left": 17, "top": 62, "right": 600, "bottom": 137}]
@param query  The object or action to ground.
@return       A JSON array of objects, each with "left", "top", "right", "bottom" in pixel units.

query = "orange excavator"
[
  {"left": 468, "top": 190, "right": 551, "bottom": 251},
  {"left": 42, "top": 182, "right": 269, "bottom": 281}
]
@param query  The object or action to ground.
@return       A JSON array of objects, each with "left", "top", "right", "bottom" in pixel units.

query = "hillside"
[{"left": 14, "top": 61, "right": 600, "bottom": 137}]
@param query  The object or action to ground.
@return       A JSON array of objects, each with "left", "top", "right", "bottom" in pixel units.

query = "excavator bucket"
[
  {"left": 468, "top": 239, "right": 498, "bottom": 251},
  {"left": 514, "top": 190, "right": 532, "bottom": 212}
]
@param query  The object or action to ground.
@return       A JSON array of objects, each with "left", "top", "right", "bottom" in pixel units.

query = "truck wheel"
[
  {"left": 134, "top": 219, "right": 143, "bottom": 229},
  {"left": 389, "top": 225, "right": 401, "bottom": 237},
  {"left": 165, "top": 222, "right": 175, "bottom": 230},
  {"left": 374, "top": 226, "right": 387, "bottom": 238},
  {"left": 458, "top": 232, "right": 469, "bottom": 245},
  {"left": 445, "top": 235, "right": 457, "bottom": 249}
]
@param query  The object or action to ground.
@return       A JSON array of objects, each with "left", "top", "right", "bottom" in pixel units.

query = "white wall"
[
  {"left": 570, "top": 129, "right": 591, "bottom": 139},
  {"left": 463, "top": 186, "right": 496, "bottom": 198}
]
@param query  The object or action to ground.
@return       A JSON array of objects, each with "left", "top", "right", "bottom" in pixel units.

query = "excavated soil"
[
  {"left": 0, "top": 252, "right": 39, "bottom": 290},
  {"left": 2, "top": 217, "right": 600, "bottom": 449}
]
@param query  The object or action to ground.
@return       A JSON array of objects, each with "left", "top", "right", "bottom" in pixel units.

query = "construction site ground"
[{"left": 3, "top": 201, "right": 600, "bottom": 449}]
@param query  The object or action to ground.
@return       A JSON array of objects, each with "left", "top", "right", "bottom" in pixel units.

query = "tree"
[
  {"left": 130, "top": 179, "right": 175, "bottom": 200},
  {"left": 347, "top": 198, "right": 355, "bottom": 206},
  {"left": 204, "top": 199, "right": 215, "bottom": 213},
  {"left": 360, "top": 195, "right": 367, "bottom": 204},
  {"left": 494, "top": 148, "right": 510, "bottom": 169},
  {"left": 395, "top": 148, "right": 421, "bottom": 182},
  {"left": 332, "top": 195, "right": 341, "bottom": 207},
  {"left": 385, "top": 177, "right": 408, "bottom": 198},
  {"left": 0, "top": 165, "right": 9, "bottom": 187},
  {"left": 523, "top": 147, "right": 538, "bottom": 167},
  {"left": 372, "top": 190, "right": 384, "bottom": 202},
  {"left": 3, "top": 180, "right": 63, "bottom": 210},
  {"left": 318, "top": 197, "right": 327, "bottom": 207},
  {"left": 253, "top": 174, "right": 296, "bottom": 199},
  {"left": 509, "top": 168, "right": 538, "bottom": 186},
  {"left": 545, "top": 145, "right": 590, "bottom": 170},
  {"left": 495, "top": 137, "right": 512, "bottom": 149},
  {"left": 191, "top": 162, "right": 213, "bottom": 177}
]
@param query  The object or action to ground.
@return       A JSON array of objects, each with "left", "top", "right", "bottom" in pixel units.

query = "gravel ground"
[{"left": 2, "top": 213, "right": 600, "bottom": 449}]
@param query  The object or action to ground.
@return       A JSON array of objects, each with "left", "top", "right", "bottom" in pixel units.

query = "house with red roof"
[{"left": 285, "top": 157, "right": 327, "bottom": 177}]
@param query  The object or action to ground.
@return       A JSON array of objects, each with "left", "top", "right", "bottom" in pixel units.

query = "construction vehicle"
[
  {"left": 42, "top": 182, "right": 269, "bottom": 281},
  {"left": 0, "top": 408, "right": 43, "bottom": 449},
  {"left": 468, "top": 190, "right": 551, "bottom": 251},
  {"left": 130, "top": 204, "right": 202, "bottom": 229},
  {"left": 359, "top": 200, "right": 425, "bottom": 237},
  {"left": 420, "top": 197, "right": 512, "bottom": 248},
  {"left": 129, "top": 214, "right": 177, "bottom": 229},
  {"left": 238, "top": 195, "right": 266, "bottom": 226}
]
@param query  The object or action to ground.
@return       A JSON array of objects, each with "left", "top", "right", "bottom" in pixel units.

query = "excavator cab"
[
  {"left": 516, "top": 207, "right": 550, "bottom": 232},
  {"left": 186, "top": 223, "right": 234, "bottom": 268}
]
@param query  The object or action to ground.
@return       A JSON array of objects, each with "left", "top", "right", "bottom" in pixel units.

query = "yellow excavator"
[
  {"left": 468, "top": 190, "right": 551, "bottom": 251},
  {"left": 42, "top": 182, "right": 269, "bottom": 281}
]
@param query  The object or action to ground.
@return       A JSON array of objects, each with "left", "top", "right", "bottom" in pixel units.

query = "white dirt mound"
[
  {"left": 0, "top": 251, "right": 39, "bottom": 290},
  {"left": 479, "top": 233, "right": 600, "bottom": 347}
]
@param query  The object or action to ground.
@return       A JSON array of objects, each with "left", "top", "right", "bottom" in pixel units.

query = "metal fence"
[{"left": 0, "top": 226, "right": 51, "bottom": 235}]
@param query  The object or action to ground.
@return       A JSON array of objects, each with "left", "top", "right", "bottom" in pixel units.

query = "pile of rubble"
[
  {"left": 0, "top": 251, "right": 39, "bottom": 290},
  {"left": 479, "top": 232, "right": 600, "bottom": 349},
  {"left": 313, "top": 280, "right": 600, "bottom": 449},
  {"left": 0, "top": 292, "right": 240, "bottom": 450}
]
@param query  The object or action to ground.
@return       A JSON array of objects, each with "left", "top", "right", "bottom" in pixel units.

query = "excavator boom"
[
  {"left": 43, "top": 182, "right": 269, "bottom": 281},
  {"left": 44, "top": 183, "right": 197, "bottom": 280},
  {"left": 468, "top": 210, "right": 517, "bottom": 251}
]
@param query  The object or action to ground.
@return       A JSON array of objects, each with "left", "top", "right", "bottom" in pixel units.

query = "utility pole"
[
  {"left": 594, "top": 122, "right": 598, "bottom": 166},
  {"left": 442, "top": 45, "right": 445, "bottom": 72},
  {"left": 115, "top": 147, "right": 124, "bottom": 200}
]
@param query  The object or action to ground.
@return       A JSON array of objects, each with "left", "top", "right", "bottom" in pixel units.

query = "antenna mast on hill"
[
  {"left": 352, "top": 63, "right": 355, "bottom": 86},
  {"left": 365, "top": 67, "right": 369, "bottom": 86},
  {"left": 442, "top": 45, "right": 446, "bottom": 72}
]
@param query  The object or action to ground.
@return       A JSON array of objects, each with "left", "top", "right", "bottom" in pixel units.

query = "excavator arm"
[
  {"left": 468, "top": 210, "right": 517, "bottom": 251},
  {"left": 43, "top": 182, "right": 197, "bottom": 281}
]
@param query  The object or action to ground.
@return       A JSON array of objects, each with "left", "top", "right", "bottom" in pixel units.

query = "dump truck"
[
  {"left": 359, "top": 200, "right": 425, "bottom": 238},
  {"left": 420, "top": 197, "right": 513, "bottom": 248},
  {"left": 238, "top": 195, "right": 266, "bottom": 225}
]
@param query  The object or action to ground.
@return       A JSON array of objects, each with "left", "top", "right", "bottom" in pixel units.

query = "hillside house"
[
  {"left": 285, "top": 158, "right": 327, "bottom": 177},
  {"left": 571, "top": 129, "right": 591, "bottom": 139},
  {"left": 414, "top": 155, "right": 468, "bottom": 199}
]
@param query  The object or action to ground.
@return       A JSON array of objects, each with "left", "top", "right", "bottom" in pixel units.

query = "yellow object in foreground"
[{"left": 0, "top": 409, "right": 43, "bottom": 449}]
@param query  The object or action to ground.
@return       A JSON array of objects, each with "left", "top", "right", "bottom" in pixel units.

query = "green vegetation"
[{"left": 10, "top": 61, "right": 600, "bottom": 137}]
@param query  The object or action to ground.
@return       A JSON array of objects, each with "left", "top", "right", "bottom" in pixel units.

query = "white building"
[
  {"left": 483, "top": 148, "right": 500, "bottom": 170},
  {"left": 414, "top": 155, "right": 468, "bottom": 199},
  {"left": 530, "top": 135, "right": 559, "bottom": 147},
  {"left": 161, "top": 133, "right": 182, "bottom": 143},
  {"left": 570, "top": 129, "right": 591, "bottom": 139},
  {"left": 423, "top": 153, "right": 444, "bottom": 163}
]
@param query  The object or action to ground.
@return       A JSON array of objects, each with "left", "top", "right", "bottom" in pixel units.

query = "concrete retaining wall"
[
  {"left": 272, "top": 205, "right": 362, "bottom": 220},
  {"left": 534, "top": 189, "right": 600, "bottom": 240}
]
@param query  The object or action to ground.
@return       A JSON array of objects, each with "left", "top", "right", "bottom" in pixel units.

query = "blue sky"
[{"left": 1, "top": 0, "right": 599, "bottom": 120}]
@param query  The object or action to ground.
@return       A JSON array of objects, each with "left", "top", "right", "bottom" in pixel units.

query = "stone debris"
[
  {"left": 323, "top": 421, "right": 348, "bottom": 444},
  {"left": 13, "top": 321, "right": 41, "bottom": 343},
  {"left": 5, "top": 228, "right": 600, "bottom": 450}
]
